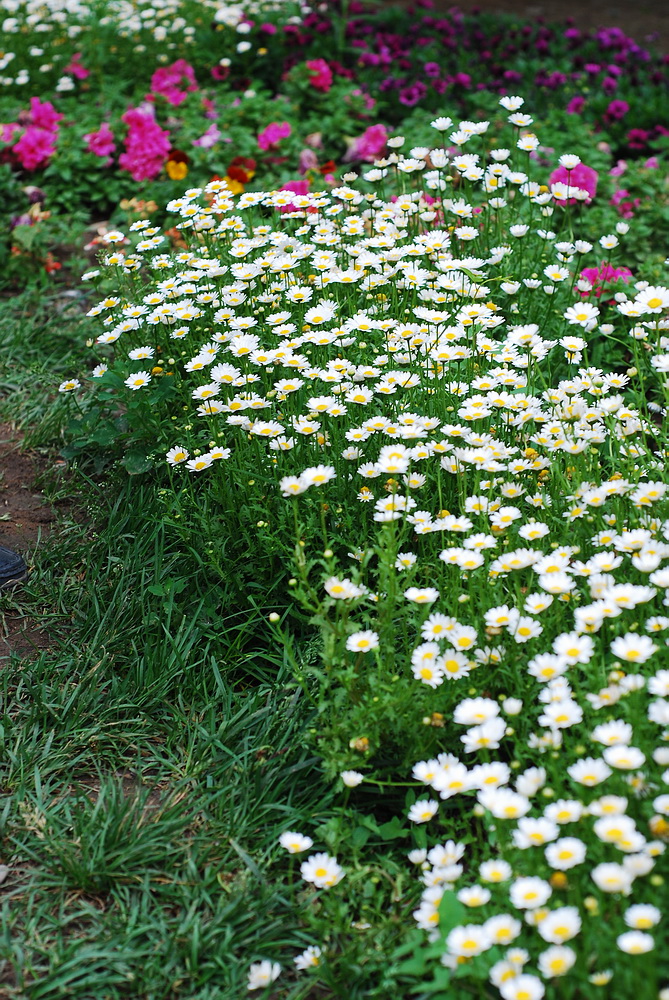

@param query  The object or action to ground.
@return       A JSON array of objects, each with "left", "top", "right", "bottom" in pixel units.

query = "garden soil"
[
  {"left": 430, "top": 0, "right": 669, "bottom": 51},
  {"left": 0, "top": 425, "right": 63, "bottom": 660}
]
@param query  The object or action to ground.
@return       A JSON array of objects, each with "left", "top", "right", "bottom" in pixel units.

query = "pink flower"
[
  {"left": 83, "top": 122, "right": 116, "bottom": 158},
  {"left": 1, "top": 122, "right": 21, "bottom": 144},
  {"left": 257, "top": 121, "right": 291, "bottom": 151},
  {"left": 580, "top": 261, "right": 633, "bottom": 297},
  {"left": 210, "top": 64, "right": 229, "bottom": 82},
  {"left": 298, "top": 148, "right": 319, "bottom": 173},
  {"left": 609, "top": 159, "right": 627, "bottom": 177},
  {"left": 12, "top": 126, "right": 56, "bottom": 170},
  {"left": 29, "top": 98, "right": 63, "bottom": 132},
  {"left": 306, "top": 58, "right": 333, "bottom": 93},
  {"left": 64, "top": 53, "right": 89, "bottom": 80},
  {"left": 344, "top": 123, "right": 388, "bottom": 162},
  {"left": 150, "top": 59, "right": 197, "bottom": 106},
  {"left": 610, "top": 189, "right": 641, "bottom": 218},
  {"left": 277, "top": 179, "right": 311, "bottom": 213},
  {"left": 192, "top": 123, "right": 224, "bottom": 148},
  {"left": 118, "top": 107, "right": 171, "bottom": 181},
  {"left": 549, "top": 162, "right": 598, "bottom": 205}
]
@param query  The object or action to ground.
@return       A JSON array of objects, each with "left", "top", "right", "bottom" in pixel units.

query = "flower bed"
[
  {"left": 1, "top": 0, "right": 668, "bottom": 286},
  {"left": 54, "top": 94, "right": 669, "bottom": 997}
]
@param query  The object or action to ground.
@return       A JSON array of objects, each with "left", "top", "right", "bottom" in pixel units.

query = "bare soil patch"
[{"left": 0, "top": 423, "right": 66, "bottom": 660}]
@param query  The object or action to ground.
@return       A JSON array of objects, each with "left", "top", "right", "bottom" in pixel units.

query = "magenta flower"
[
  {"left": 580, "top": 261, "right": 633, "bottom": 297},
  {"left": 118, "top": 107, "right": 171, "bottom": 182},
  {"left": 566, "top": 96, "right": 586, "bottom": 115},
  {"left": 257, "top": 121, "right": 291, "bottom": 151},
  {"left": 549, "top": 162, "right": 598, "bottom": 204},
  {"left": 29, "top": 98, "right": 63, "bottom": 131},
  {"left": 306, "top": 59, "right": 333, "bottom": 93},
  {"left": 83, "top": 122, "right": 116, "bottom": 158},
  {"left": 610, "top": 190, "right": 641, "bottom": 218},
  {"left": 277, "top": 179, "right": 311, "bottom": 213},
  {"left": 605, "top": 99, "right": 629, "bottom": 121},
  {"left": 298, "top": 148, "right": 319, "bottom": 174},
  {"left": 12, "top": 126, "right": 57, "bottom": 170},
  {"left": 150, "top": 59, "right": 197, "bottom": 106},
  {"left": 343, "top": 123, "right": 388, "bottom": 162},
  {"left": 64, "top": 53, "right": 89, "bottom": 80},
  {"left": 1, "top": 122, "right": 21, "bottom": 143}
]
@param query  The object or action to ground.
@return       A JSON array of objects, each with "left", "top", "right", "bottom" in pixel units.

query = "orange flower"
[
  {"left": 223, "top": 176, "right": 245, "bottom": 194},
  {"left": 166, "top": 160, "right": 188, "bottom": 181}
]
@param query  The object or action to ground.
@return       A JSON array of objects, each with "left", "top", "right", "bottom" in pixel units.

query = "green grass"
[
  {"left": 0, "top": 295, "right": 342, "bottom": 998},
  {"left": 0, "top": 299, "right": 433, "bottom": 997}
]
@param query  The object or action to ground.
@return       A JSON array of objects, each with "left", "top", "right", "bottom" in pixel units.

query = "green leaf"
[
  {"left": 377, "top": 816, "right": 409, "bottom": 840},
  {"left": 437, "top": 890, "right": 466, "bottom": 934},
  {"left": 351, "top": 825, "right": 371, "bottom": 848},
  {"left": 121, "top": 450, "right": 153, "bottom": 476}
]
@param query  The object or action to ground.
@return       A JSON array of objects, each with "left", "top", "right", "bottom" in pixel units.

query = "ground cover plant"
[{"left": 1, "top": 3, "right": 669, "bottom": 999}]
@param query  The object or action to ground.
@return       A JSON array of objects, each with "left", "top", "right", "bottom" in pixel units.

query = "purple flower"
[
  {"left": 605, "top": 99, "right": 629, "bottom": 120},
  {"left": 398, "top": 82, "right": 427, "bottom": 106},
  {"left": 566, "top": 96, "right": 586, "bottom": 115}
]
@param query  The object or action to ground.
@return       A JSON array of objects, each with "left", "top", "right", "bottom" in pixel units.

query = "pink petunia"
[
  {"left": 1, "top": 122, "right": 21, "bottom": 144},
  {"left": 306, "top": 58, "right": 333, "bottom": 93},
  {"left": 192, "top": 123, "right": 224, "bottom": 148},
  {"left": 344, "top": 123, "right": 388, "bottom": 162},
  {"left": 610, "top": 189, "right": 641, "bottom": 219},
  {"left": 150, "top": 59, "right": 198, "bottom": 106},
  {"left": 64, "top": 53, "right": 89, "bottom": 80},
  {"left": 84, "top": 122, "right": 116, "bottom": 158},
  {"left": 118, "top": 107, "right": 171, "bottom": 181},
  {"left": 29, "top": 98, "right": 63, "bottom": 132},
  {"left": 13, "top": 126, "right": 57, "bottom": 170},
  {"left": 549, "top": 162, "right": 598, "bottom": 205},
  {"left": 257, "top": 121, "right": 291, "bottom": 151},
  {"left": 580, "top": 261, "right": 633, "bottom": 297}
]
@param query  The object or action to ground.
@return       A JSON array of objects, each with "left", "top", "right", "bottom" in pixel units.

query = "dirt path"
[
  {"left": 431, "top": 0, "right": 669, "bottom": 51},
  {"left": 0, "top": 425, "right": 61, "bottom": 660}
]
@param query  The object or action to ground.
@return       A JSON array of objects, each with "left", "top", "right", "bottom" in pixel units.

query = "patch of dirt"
[
  {"left": 431, "top": 0, "right": 669, "bottom": 52},
  {"left": 0, "top": 422, "right": 66, "bottom": 661}
]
